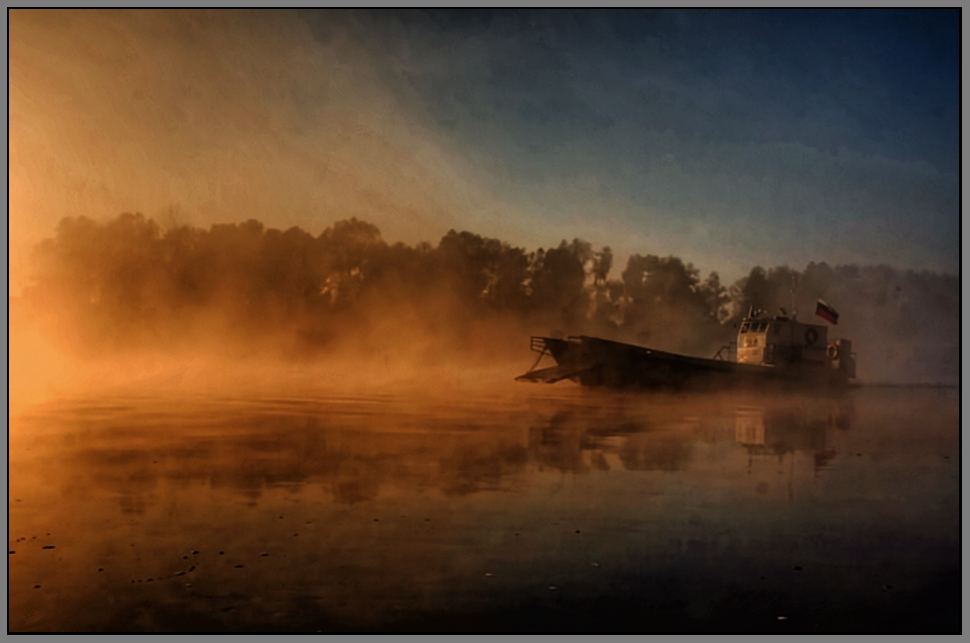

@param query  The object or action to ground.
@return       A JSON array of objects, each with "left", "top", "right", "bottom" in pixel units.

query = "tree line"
[{"left": 21, "top": 212, "right": 958, "bottom": 382}]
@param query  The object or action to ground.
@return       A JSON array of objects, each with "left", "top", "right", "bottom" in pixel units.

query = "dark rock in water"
[
  {"left": 42, "top": 546, "right": 55, "bottom": 550},
  {"left": 8, "top": 551, "right": 14, "bottom": 555},
  {"left": 34, "top": 585, "right": 40, "bottom": 589},
  {"left": 192, "top": 550, "right": 199, "bottom": 554},
  {"left": 793, "top": 565, "right": 803, "bottom": 571},
  {"left": 189, "top": 566, "right": 196, "bottom": 572},
  {"left": 175, "top": 572, "right": 185, "bottom": 576},
  {"left": 98, "top": 568, "right": 103, "bottom": 572},
  {"left": 235, "top": 564, "right": 244, "bottom": 568},
  {"left": 183, "top": 556, "right": 189, "bottom": 560},
  {"left": 219, "top": 551, "right": 225, "bottom": 555},
  {"left": 260, "top": 552, "right": 269, "bottom": 557}
]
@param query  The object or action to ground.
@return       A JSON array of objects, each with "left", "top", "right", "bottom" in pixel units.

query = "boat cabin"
[{"left": 736, "top": 312, "right": 855, "bottom": 378}]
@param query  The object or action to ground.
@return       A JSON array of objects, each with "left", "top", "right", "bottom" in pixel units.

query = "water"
[{"left": 8, "top": 383, "right": 959, "bottom": 632}]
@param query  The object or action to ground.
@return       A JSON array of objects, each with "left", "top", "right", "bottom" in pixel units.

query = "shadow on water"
[{"left": 8, "top": 387, "right": 959, "bottom": 632}]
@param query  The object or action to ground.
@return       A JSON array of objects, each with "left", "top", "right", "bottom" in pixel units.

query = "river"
[{"left": 8, "top": 382, "right": 960, "bottom": 632}]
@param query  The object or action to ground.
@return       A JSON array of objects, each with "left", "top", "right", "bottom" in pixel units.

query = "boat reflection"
[{"left": 735, "top": 399, "right": 854, "bottom": 472}]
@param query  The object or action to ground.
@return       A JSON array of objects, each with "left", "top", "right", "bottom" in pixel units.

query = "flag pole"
[{"left": 791, "top": 275, "right": 796, "bottom": 320}]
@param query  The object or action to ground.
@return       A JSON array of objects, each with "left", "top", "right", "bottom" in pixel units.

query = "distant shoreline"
[{"left": 855, "top": 382, "right": 958, "bottom": 389}]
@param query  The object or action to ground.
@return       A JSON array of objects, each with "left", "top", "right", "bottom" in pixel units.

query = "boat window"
[
  {"left": 758, "top": 322, "right": 768, "bottom": 332},
  {"left": 740, "top": 323, "right": 750, "bottom": 333}
]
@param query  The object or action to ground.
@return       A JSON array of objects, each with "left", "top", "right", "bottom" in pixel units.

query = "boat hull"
[{"left": 518, "top": 336, "right": 850, "bottom": 390}]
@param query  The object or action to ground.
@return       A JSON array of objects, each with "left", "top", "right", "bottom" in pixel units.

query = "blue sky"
[
  {"left": 322, "top": 9, "right": 959, "bottom": 275},
  {"left": 9, "top": 9, "right": 960, "bottom": 291}
]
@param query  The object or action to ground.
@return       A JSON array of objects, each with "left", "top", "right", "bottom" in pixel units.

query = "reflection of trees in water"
[
  {"left": 528, "top": 410, "right": 694, "bottom": 474},
  {"left": 437, "top": 443, "right": 529, "bottom": 496},
  {"left": 59, "top": 401, "right": 703, "bottom": 517},
  {"left": 62, "top": 409, "right": 535, "bottom": 512},
  {"left": 618, "top": 433, "right": 692, "bottom": 472},
  {"left": 57, "top": 396, "right": 859, "bottom": 514},
  {"left": 528, "top": 412, "right": 590, "bottom": 474}
]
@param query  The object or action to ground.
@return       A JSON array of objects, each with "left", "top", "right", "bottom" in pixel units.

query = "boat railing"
[
  {"left": 530, "top": 336, "right": 549, "bottom": 353},
  {"left": 712, "top": 342, "right": 736, "bottom": 361}
]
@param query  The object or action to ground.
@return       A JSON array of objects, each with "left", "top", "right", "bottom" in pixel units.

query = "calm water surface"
[{"left": 8, "top": 384, "right": 960, "bottom": 632}]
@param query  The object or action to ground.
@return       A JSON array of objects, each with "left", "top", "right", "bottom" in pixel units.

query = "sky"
[{"left": 8, "top": 9, "right": 961, "bottom": 294}]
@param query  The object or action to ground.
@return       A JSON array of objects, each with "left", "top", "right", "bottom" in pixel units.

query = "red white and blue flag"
[{"left": 815, "top": 299, "right": 839, "bottom": 324}]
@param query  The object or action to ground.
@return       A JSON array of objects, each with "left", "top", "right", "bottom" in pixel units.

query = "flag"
[{"left": 815, "top": 299, "right": 839, "bottom": 324}]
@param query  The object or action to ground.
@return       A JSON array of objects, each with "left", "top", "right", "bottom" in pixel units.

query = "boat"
[{"left": 516, "top": 307, "right": 856, "bottom": 390}]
